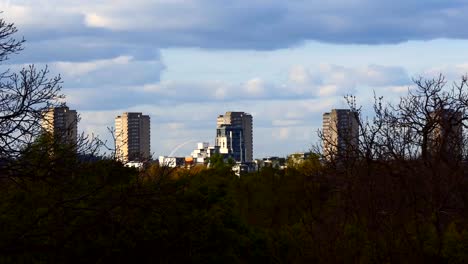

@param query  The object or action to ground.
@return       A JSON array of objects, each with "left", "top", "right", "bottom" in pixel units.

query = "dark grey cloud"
[
  {"left": 57, "top": 59, "right": 164, "bottom": 87},
  {"left": 13, "top": 37, "right": 161, "bottom": 63},
  {"left": 2, "top": 0, "right": 468, "bottom": 62}
]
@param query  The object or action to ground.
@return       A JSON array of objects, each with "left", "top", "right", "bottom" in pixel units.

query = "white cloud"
[
  {"left": 357, "top": 65, "right": 410, "bottom": 86},
  {"left": 57, "top": 62, "right": 409, "bottom": 113},
  {"left": 82, "top": 0, "right": 207, "bottom": 31},
  {"left": 424, "top": 64, "right": 468, "bottom": 80},
  {"left": 273, "top": 127, "right": 290, "bottom": 140},
  {"left": 84, "top": 13, "right": 114, "bottom": 29},
  {"left": 1, "top": 2, "right": 57, "bottom": 28},
  {"left": 244, "top": 78, "right": 266, "bottom": 96},
  {"left": 166, "top": 122, "right": 185, "bottom": 130},
  {"left": 289, "top": 65, "right": 310, "bottom": 85},
  {"left": 272, "top": 119, "right": 303, "bottom": 127},
  {"left": 385, "top": 85, "right": 410, "bottom": 93},
  {"left": 285, "top": 64, "right": 410, "bottom": 97},
  {"left": 214, "top": 86, "right": 228, "bottom": 99},
  {"left": 53, "top": 56, "right": 133, "bottom": 77},
  {"left": 299, "top": 98, "right": 339, "bottom": 113},
  {"left": 318, "top": 84, "right": 339, "bottom": 96}
]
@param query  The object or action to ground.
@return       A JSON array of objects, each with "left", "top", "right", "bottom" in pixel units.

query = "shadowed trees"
[{"left": 316, "top": 75, "right": 468, "bottom": 263}]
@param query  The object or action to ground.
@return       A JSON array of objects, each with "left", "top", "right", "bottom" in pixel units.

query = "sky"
[{"left": 2, "top": 0, "right": 468, "bottom": 158}]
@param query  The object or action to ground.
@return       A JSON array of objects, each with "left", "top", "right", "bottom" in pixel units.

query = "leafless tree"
[
  {"left": 103, "top": 126, "right": 153, "bottom": 166},
  {"left": 0, "top": 16, "right": 63, "bottom": 160},
  {"left": 313, "top": 75, "right": 468, "bottom": 261}
]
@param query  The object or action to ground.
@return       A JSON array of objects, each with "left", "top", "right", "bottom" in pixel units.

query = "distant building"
[
  {"left": 41, "top": 106, "right": 78, "bottom": 146},
  {"left": 322, "top": 109, "right": 359, "bottom": 160},
  {"left": 215, "top": 112, "right": 253, "bottom": 162},
  {"left": 428, "top": 109, "right": 463, "bottom": 160},
  {"left": 115, "top": 112, "right": 151, "bottom": 162},
  {"left": 287, "top": 152, "right": 312, "bottom": 166},
  {"left": 232, "top": 162, "right": 256, "bottom": 176},
  {"left": 184, "top": 156, "right": 195, "bottom": 168},
  {"left": 158, "top": 156, "right": 185, "bottom": 168},
  {"left": 262, "top": 156, "right": 287, "bottom": 169},
  {"left": 125, "top": 161, "right": 145, "bottom": 171},
  {"left": 254, "top": 159, "right": 264, "bottom": 170},
  {"left": 191, "top": 142, "right": 220, "bottom": 164}
]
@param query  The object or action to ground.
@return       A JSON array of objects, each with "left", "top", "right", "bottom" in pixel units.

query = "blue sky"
[{"left": 2, "top": 0, "right": 468, "bottom": 158}]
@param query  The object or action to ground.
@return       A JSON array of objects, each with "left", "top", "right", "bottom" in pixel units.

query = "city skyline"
[
  {"left": 2, "top": 1, "right": 468, "bottom": 157},
  {"left": 46, "top": 106, "right": 360, "bottom": 160}
]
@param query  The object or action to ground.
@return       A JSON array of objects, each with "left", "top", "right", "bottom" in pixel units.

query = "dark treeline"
[
  {"left": 1, "top": 15, "right": 468, "bottom": 264},
  {"left": 1, "top": 144, "right": 467, "bottom": 263}
]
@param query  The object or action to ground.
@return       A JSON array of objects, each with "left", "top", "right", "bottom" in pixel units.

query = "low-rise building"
[
  {"left": 124, "top": 161, "right": 145, "bottom": 170},
  {"left": 191, "top": 142, "right": 219, "bottom": 164},
  {"left": 287, "top": 152, "right": 312, "bottom": 166},
  {"left": 262, "top": 156, "right": 287, "bottom": 169},
  {"left": 158, "top": 156, "right": 185, "bottom": 168},
  {"left": 232, "top": 162, "right": 256, "bottom": 176}
]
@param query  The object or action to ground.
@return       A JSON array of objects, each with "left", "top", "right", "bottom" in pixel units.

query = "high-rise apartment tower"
[
  {"left": 322, "top": 109, "right": 359, "bottom": 160},
  {"left": 41, "top": 106, "right": 78, "bottom": 146},
  {"left": 215, "top": 112, "right": 253, "bottom": 162},
  {"left": 115, "top": 112, "right": 151, "bottom": 162}
]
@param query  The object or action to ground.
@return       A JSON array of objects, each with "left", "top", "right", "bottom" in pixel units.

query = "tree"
[
  {"left": 0, "top": 16, "right": 63, "bottom": 161},
  {"left": 209, "top": 153, "right": 231, "bottom": 170},
  {"left": 318, "top": 75, "right": 468, "bottom": 262}
]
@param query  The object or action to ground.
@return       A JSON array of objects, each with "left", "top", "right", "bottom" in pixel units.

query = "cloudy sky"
[{"left": 2, "top": 0, "right": 468, "bottom": 158}]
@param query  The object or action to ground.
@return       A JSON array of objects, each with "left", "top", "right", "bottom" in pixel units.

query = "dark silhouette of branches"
[
  {"left": 315, "top": 75, "right": 468, "bottom": 262},
  {"left": 0, "top": 16, "right": 63, "bottom": 160},
  {"left": 0, "top": 66, "right": 63, "bottom": 158},
  {"left": 0, "top": 15, "right": 24, "bottom": 62}
]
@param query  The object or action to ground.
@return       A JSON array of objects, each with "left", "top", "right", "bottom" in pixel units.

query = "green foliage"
[
  {"left": 443, "top": 223, "right": 468, "bottom": 263},
  {"left": 209, "top": 153, "right": 230, "bottom": 170}
]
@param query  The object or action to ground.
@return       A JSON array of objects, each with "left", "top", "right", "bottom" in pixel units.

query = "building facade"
[
  {"left": 215, "top": 112, "right": 253, "bottom": 162},
  {"left": 41, "top": 106, "right": 78, "bottom": 146},
  {"left": 115, "top": 112, "right": 151, "bottom": 162},
  {"left": 322, "top": 109, "right": 359, "bottom": 160}
]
